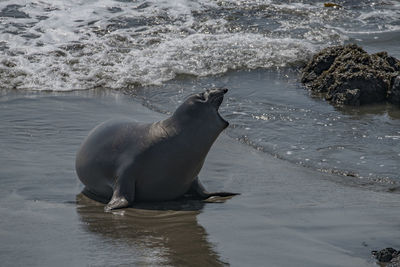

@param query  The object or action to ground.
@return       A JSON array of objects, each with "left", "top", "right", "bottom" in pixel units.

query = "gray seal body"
[{"left": 75, "top": 88, "right": 238, "bottom": 211}]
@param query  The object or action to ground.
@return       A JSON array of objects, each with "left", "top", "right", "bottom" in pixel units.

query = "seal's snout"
[
  {"left": 212, "top": 88, "right": 228, "bottom": 96},
  {"left": 205, "top": 88, "right": 228, "bottom": 106},
  {"left": 206, "top": 88, "right": 228, "bottom": 109},
  {"left": 206, "top": 88, "right": 228, "bottom": 97}
]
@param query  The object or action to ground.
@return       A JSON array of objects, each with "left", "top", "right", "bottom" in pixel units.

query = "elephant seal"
[{"left": 76, "top": 88, "right": 238, "bottom": 211}]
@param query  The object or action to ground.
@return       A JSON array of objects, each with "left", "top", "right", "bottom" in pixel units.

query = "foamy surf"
[{"left": 3, "top": 0, "right": 398, "bottom": 91}]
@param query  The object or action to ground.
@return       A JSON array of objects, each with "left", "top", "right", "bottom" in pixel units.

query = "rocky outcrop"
[
  {"left": 301, "top": 44, "right": 400, "bottom": 106},
  {"left": 389, "top": 76, "right": 400, "bottom": 104},
  {"left": 372, "top": 248, "right": 400, "bottom": 267}
]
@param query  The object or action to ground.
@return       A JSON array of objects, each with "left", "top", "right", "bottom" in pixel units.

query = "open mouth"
[
  {"left": 207, "top": 88, "right": 229, "bottom": 126},
  {"left": 208, "top": 88, "right": 228, "bottom": 108}
]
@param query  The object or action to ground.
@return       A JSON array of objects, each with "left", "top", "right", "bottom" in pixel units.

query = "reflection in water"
[{"left": 76, "top": 194, "right": 227, "bottom": 266}]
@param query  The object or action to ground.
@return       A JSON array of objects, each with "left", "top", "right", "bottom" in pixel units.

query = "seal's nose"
[
  {"left": 215, "top": 88, "right": 228, "bottom": 94},
  {"left": 206, "top": 88, "right": 228, "bottom": 98}
]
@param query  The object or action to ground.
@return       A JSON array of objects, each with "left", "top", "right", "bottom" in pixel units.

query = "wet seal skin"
[{"left": 75, "top": 88, "right": 239, "bottom": 211}]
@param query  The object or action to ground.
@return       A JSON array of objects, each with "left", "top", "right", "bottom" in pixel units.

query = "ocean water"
[
  {"left": 1, "top": 2, "right": 400, "bottom": 265},
  {"left": 1, "top": 0, "right": 400, "bottom": 186}
]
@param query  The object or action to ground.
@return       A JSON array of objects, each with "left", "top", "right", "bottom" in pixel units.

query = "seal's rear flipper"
[
  {"left": 187, "top": 177, "right": 240, "bottom": 200},
  {"left": 204, "top": 192, "right": 240, "bottom": 198}
]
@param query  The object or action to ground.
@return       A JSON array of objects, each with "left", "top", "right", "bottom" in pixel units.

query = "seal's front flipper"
[
  {"left": 104, "top": 171, "right": 135, "bottom": 211},
  {"left": 105, "top": 192, "right": 129, "bottom": 211},
  {"left": 187, "top": 177, "right": 240, "bottom": 200}
]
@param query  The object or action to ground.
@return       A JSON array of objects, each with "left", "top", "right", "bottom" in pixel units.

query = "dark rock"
[
  {"left": 388, "top": 76, "right": 400, "bottom": 105},
  {"left": 301, "top": 44, "right": 400, "bottom": 106},
  {"left": 388, "top": 255, "right": 400, "bottom": 267},
  {"left": 373, "top": 248, "right": 399, "bottom": 263},
  {"left": 301, "top": 45, "right": 346, "bottom": 85}
]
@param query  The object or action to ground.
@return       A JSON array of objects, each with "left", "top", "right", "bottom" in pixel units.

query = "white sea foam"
[{"left": 0, "top": 0, "right": 398, "bottom": 91}]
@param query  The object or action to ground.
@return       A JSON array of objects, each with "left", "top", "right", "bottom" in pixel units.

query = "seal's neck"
[
  {"left": 160, "top": 115, "right": 224, "bottom": 139},
  {"left": 155, "top": 116, "right": 223, "bottom": 157}
]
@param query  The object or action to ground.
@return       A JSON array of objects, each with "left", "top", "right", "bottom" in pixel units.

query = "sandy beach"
[{"left": 1, "top": 91, "right": 399, "bottom": 266}]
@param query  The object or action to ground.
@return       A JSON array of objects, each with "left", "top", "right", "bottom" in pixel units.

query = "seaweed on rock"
[{"left": 301, "top": 44, "right": 400, "bottom": 106}]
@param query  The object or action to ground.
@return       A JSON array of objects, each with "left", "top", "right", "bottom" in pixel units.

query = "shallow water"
[
  {"left": 131, "top": 68, "right": 400, "bottom": 187},
  {"left": 1, "top": 92, "right": 400, "bottom": 266}
]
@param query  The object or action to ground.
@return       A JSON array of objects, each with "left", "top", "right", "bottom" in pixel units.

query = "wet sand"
[{"left": 1, "top": 91, "right": 400, "bottom": 266}]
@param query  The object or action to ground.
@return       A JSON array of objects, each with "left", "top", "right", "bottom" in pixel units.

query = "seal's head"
[{"left": 174, "top": 88, "right": 229, "bottom": 130}]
